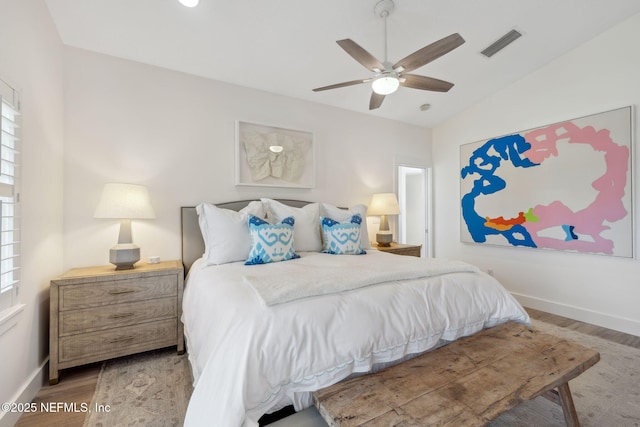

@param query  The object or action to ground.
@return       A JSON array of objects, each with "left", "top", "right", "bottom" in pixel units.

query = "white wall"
[
  {"left": 62, "top": 47, "right": 431, "bottom": 270},
  {"left": 0, "top": 0, "right": 65, "bottom": 425},
  {"left": 433, "top": 12, "right": 640, "bottom": 336}
]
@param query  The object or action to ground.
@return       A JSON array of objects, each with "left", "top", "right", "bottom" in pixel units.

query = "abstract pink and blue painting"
[{"left": 460, "top": 106, "right": 633, "bottom": 257}]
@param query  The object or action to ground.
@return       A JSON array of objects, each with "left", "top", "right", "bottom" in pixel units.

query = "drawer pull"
[
  {"left": 109, "top": 313, "right": 135, "bottom": 319},
  {"left": 109, "top": 335, "right": 134, "bottom": 343},
  {"left": 108, "top": 289, "right": 136, "bottom": 295}
]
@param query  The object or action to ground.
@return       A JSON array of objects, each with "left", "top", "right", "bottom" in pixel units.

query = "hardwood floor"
[
  {"left": 14, "top": 362, "right": 101, "bottom": 427},
  {"left": 15, "top": 308, "right": 640, "bottom": 427},
  {"left": 526, "top": 307, "right": 640, "bottom": 348}
]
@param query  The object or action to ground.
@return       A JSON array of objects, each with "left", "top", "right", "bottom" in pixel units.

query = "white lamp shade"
[
  {"left": 372, "top": 75, "right": 400, "bottom": 95},
  {"left": 178, "top": 0, "right": 199, "bottom": 7},
  {"left": 368, "top": 193, "right": 400, "bottom": 216},
  {"left": 94, "top": 183, "right": 156, "bottom": 219}
]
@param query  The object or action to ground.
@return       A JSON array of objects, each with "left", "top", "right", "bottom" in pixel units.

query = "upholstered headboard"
[{"left": 181, "top": 199, "right": 312, "bottom": 272}]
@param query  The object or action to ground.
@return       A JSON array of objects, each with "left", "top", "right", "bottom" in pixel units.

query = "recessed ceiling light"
[
  {"left": 419, "top": 103, "right": 431, "bottom": 111},
  {"left": 178, "top": 0, "right": 199, "bottom": 7}
]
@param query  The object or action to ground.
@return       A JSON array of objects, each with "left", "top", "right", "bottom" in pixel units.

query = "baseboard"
[
  {"left": 0, "top": 358, "right": 48, "bottom": 427},
  {"left": 513, "top": 292, "right": 640, "bottom": 337}
]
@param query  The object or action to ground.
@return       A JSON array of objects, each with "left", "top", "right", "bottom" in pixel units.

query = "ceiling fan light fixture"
[
  {"left": 178, "top": 0, "right": 199, "bottom": 7},
  {"left": 372, "top": 75, "right": 399, "bottom": 95},
  {"left": 312, "top": 0, "right": 463, "bottom": 109}
]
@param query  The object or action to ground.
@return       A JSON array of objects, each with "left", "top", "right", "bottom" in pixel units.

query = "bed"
[{"left": 180, "top": 199, "right": 530, "bottom": 427}]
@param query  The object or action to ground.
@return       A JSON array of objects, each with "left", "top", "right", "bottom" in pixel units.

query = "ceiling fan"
[{"left": 313, "top": 0, "right": 465, "bottom": 110}]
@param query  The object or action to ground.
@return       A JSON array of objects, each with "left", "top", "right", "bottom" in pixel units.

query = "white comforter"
[{"left": 181, "top": 250, "right": 529, "bottom": 427}]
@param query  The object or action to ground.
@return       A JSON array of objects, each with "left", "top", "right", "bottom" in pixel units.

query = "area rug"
[
  {"left": 83, "top": 349, "right": 192, "bottom": 427},
  {"left": 84, "top": 320, "right": 640, "bottom": 426},
  {"left": 489, "top": 320, "right": 640, "bottom": 426}
]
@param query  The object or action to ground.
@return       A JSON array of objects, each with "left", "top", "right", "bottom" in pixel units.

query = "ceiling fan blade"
[
  {"left": 337, "top": 39, "right": 385, "bottom": 72},
  {"left": 313, "top": 78, "right": 371, "bottom": 92},
  {"left": 393, "top": 33, "right": 465, "bottom": 73},
  {"left": 369, "top": 92, "right": 385, "bottom": 110},
  {"left": 400, "top": 74, "right": 454, "bottom": 92}
]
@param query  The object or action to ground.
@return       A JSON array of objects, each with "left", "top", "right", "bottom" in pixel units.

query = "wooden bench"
[{"left": 314, "top": 322, "right": 600, "bottom": 426}]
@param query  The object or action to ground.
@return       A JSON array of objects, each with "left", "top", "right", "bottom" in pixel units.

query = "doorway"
[{"left": 397, "top": 165, "right": 431, "bottom": 257}]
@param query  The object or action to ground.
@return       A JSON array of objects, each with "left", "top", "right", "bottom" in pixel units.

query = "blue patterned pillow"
[
  {"left": 245, "top": 215, "right": 300, "bottom": 265},
  {"left": 320, "top": 214, "right": 366, "bottom": 255}
]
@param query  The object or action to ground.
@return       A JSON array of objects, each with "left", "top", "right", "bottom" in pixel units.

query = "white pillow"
[
  {"left": 261, "top": 198, "right": 322, "bottom": 252},
  {"left": 196, "top": 201, "right": 266, "bottom": 265},
  {"left": 320, "top": 203, "right": 371, "bottom": 249}
]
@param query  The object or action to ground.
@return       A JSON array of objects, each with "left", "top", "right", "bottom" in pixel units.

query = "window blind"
[{"left": 0, "top": 92, "right": 20, "bottom": 313}]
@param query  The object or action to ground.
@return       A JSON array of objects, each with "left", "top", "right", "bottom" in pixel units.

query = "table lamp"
[
  {"left": 94, "top": 183, "right": 156, "bottom": 270},
  {"left": 368, "top": 193, "right": 400, "bottom": 247}
]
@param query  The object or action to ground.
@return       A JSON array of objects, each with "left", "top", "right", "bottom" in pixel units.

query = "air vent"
[{"left": 481, "top": 29, "right": 522, "bottom": 58}]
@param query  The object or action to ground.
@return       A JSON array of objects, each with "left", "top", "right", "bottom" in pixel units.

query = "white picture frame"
[{"left": 235, "top": 121, "right": 315, "bottom": 188}]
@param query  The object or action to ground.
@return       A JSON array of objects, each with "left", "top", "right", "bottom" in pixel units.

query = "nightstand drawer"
[
  {"left": 59, "top": 275, "right": 177, "bottom": 310},
  {"left": 59, "top": 318, "right": 178, "bottom": 363},
  {"left": 59, "top": 297, "right": 177, "bottom": 336}
]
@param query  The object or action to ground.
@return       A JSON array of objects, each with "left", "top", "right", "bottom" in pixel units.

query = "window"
[{"left": 0, "top": 81, "right": 20, "bottom": 315}]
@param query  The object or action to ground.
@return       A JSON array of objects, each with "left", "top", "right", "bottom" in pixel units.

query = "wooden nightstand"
[
  {"left": 49, "top": 260, "right": 184, "bottom": 385},
  {"left": 373, "top": 242, "right": 422, "bottom": 257}
]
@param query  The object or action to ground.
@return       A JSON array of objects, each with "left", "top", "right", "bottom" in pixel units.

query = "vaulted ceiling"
[{"left": 45, "top": 0, "right": 640, "bottom": 127}]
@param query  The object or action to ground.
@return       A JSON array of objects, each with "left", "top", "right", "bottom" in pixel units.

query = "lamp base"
[
  {"left": 376, "top": 232, "right": 393, "bottom": 247},
  {"left": 109, "top": 244, "right": 140, "bottom": 270}
]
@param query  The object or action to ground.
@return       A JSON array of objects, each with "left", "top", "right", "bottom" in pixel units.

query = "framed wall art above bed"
[
  {"left": 235, "top": 121, "right": 315, "bottom": 188},
  {"left": 460, "top": 106, "right": 633, "bottom": 258}
]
